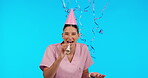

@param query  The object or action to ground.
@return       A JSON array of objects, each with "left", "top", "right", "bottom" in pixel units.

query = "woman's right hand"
[{"left": 58, "top": 43, "right": 68, "bottom": 59}]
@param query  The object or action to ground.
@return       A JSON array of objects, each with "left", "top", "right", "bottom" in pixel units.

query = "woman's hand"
[
  {"left": 58, "top": 43, "right": 69, "bottom": 59},
  {"left": 89, "top": 72, "right": 106, "bottom": 78}
]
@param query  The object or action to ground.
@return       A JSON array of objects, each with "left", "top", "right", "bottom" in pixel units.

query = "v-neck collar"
[
  {"left": 58, "top": 43, "right": 78, "bottom": 64},
  {"left": 66, "top": 43, "right": 77, "bottom": 64}
]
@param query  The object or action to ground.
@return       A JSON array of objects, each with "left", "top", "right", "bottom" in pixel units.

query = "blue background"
[{"left": 0, "top": 0, "right": 148, "bottom": 78}]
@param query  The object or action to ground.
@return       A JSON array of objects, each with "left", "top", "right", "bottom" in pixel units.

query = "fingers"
[
  {"left": 96, "top": 74, "right": 102, "bottom": 78},
  {"left": 61, "top": 43, "right": 68, "bottom": 49},
  {"left": 90, "top": 72, "right": 106, "bottom": 78},
  {"left": 102, "top": 75, "right": 106, "bottom": 77},
  {"left": 89, "top": 72, "right": 96, "bottom": 77},
  {"left": 58, "top": 43, "right": 69, "bottom": 58},
  {"left": 61, "top": 43, "right": 69, "bottom": 52},
  {"left": 99, "top": 74, "right": 106, "bottom": 78}
]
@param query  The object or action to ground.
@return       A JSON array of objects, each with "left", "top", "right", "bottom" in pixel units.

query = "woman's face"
[{"left": 62, "top": 26, "right": 80, "bottom": 45}]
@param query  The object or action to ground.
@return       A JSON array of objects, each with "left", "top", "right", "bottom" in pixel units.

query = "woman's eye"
[
  {"left": 64, "top": 33, "right": 69, "bottom": 35},
  {"left": 72, "top": 33, "right": 76, "bottom": 35}
]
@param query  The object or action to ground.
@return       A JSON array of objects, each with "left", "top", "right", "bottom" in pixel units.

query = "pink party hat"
[{"left": 65, "top": 9, "right": 77, "bottom": 25}]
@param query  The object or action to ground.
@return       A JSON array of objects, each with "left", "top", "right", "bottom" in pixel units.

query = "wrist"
[{"left": 57, "top": 55, "right": 64, "bottom": 61}]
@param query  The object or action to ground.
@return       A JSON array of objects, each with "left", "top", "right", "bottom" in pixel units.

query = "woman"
[{"left": 40, "top": 10, "right": 106, "bottom": 78}]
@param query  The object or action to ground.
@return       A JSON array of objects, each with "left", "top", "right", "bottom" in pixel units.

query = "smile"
[{"left": 67, "top": 41, "right": 74, "bottom": 43}]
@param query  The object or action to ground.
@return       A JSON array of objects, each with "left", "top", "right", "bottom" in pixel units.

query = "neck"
[
  {"left": 69, "top": 48, "right": 75, "bottom": 55},
  {"left": 70, "top": 44, "right": 76, "bottom": 55}
]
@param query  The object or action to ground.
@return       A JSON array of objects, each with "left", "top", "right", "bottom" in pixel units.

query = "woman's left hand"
[{"left": 89, "top": 72, "right": 106, "bottom": 78}]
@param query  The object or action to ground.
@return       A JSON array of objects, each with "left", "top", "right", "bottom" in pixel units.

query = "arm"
[
  {"left": 82, "top": 69, "right": 106, "bottom": 78},
  {"left": 43, "top": 43, "right": 68, "bottom": 78},
  {"left": 43, "top": 56, "right": 63, "bottom": 78},
  {"left": 82, "top": 69, "right": 90, "bottom": 78}
]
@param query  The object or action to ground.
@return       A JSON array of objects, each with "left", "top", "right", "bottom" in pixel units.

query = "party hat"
[{"left": 65, "top": 9, "right": 77, "bottom": 25}]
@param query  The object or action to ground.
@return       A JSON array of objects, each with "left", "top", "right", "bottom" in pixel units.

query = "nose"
[
  {"left": 68, "top": 36, "right": 72, "bottom": 39},
  {"left": 67, "top": 34, "right": 73, "bottom": 39}
]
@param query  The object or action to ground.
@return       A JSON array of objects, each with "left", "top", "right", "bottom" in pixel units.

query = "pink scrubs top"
[{"left": 40, "top": 43, "right": 93, "bottom": 78}]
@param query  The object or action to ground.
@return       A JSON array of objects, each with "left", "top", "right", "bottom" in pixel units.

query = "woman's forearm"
[
  {"left": 43, "top": 57, "right": 63, "bottom": 78},
  {"left": 82, "top": 72, "right": 89, "bottom": 78}
]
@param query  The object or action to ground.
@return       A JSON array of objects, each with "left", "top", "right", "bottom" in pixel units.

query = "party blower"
[{"left": 66, "top": 43, "right": 70, "bottom": 54}]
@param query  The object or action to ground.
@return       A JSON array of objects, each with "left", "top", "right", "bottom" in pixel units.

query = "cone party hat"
[{"left": 65, "top": 9, "right": 77, "bottom": 25}]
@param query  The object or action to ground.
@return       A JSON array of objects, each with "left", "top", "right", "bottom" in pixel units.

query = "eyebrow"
[{"left": 64, "top": 32, "right": 77, "bottom": 33}]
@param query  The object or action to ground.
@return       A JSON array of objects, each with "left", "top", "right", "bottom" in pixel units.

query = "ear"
[
  {"left": 78, "top": 33, "right": 81, "bottom": 38},
  {"left": 62, "top": 33, "right": 64, "bottom": 38}
]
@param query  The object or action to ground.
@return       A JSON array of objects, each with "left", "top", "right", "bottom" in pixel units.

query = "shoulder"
[
  {"left": 76, "top": 43, "right": 89, "bottom": 55},
  {"left": 47, "top": 43, "right": 61, "bottom": 48},
  {"left": 45, "top": 43, "right": 61, "bottom": 52},
  {"left": 77, "top": 43, "right": 88, "bottom": 49}
]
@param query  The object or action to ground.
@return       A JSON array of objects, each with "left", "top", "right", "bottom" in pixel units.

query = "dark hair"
[{"left": 63, "top": 24, "right": 79, "bottom": 33}]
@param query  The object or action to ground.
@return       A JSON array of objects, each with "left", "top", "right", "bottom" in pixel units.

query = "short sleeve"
[
  {"left": 83, "top": 45, "right": 94, "bottom": 70},
  {"left": 40, "top": 46, "right": 56, "bottom": 71}
]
